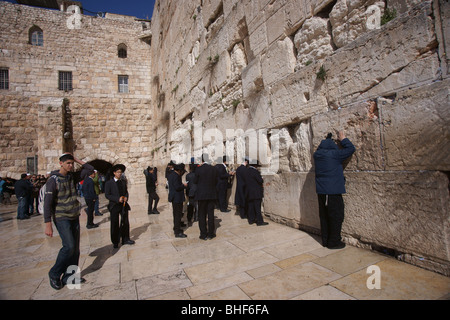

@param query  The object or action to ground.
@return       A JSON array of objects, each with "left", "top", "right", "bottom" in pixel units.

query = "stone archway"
[{"left": 88, "top": 159, "right": 113, "bottom": 176}]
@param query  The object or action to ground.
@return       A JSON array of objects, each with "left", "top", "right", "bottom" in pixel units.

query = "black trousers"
[
  {"left": 198, "top": 199, "right": 216, "bottom": 238},
  {"left": 109, "top": 204, "right": 130, "bottom": 245},
  {"left": 217, "top": 182, "right": 228, "bottom": 211},
  {"left": 84, "top": 198, "right": 95, "bottom": 226},
  {"left": 248, "top": 199, "right": 264, "bottom": 224},
  {"left": 172, "top": 202, "right": 184, "bottom": 234},
  {"left": 187, "top": 197, "right": 197, "bottom": 222},
  {"left": 318, "top": 194, "right": 344, "bottom": 247},
  {"left": 147, "top": 191, "right": 160, "bottom": 213}
]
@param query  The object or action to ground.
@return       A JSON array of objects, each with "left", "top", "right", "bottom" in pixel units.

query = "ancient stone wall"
[
  {"left": 149, "top": 0, "right": 449, "bottom": 274},
  {"left": 0, "top": 2, "right": 152, "bottom": 183}
]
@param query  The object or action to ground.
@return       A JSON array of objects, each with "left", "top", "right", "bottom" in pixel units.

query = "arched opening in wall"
[
  {"left": 88, "top": 159, "right": 113, "bottom": 176},
  {"left": 118, "top": 43, "right": 127, "bottom": 58}
]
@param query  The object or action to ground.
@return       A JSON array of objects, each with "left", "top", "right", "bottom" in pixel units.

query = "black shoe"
[
  {"left": 113, "top": 243, "right": 119, "bottom": 248},
  {"left": 256, "top": 222, "right": 269, "bottom": 226},
  {"left": 152, "top": 209, "right": 160, "bottom": 214},
  {"left": 220, "top": 209, "right": 231, "bottom": 213},
  {"left": 207, "top": 234, "right": 216, "bottom": 240},
  {"left": 95, "top": 212, "right": 103, "bottom": 216},
  {"left": 199, "top": 236, "right": 207, "bottom": 240},
  {"left": 49, "top": 276, "right": 63, "bottom": 290},
  {"left": 175, "top": 233, "right": 187, "bottom": 238},
  {"left": 122, "top": 239, "right": 135, "bottom": 245},
  {"left": 328, "top": 241, "right": 346, "bottom": 249},
  {"left": 86, "top": 223, "right": 99, "bottom": 229}
]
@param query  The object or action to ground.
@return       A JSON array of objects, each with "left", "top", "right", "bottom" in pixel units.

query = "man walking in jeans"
[
  {"left": 44, "top": 153, "right": 94, "bottom": 290},
  {"left": 313, "top": 131, "right": 355, "bottom": 249}
]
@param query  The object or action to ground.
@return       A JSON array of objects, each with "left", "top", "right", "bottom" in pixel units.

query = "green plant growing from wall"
[
  {"left": 381, "top": 8, "right": 397, "bottom": 25},
  {"left": 316, "top": 65, "right": 327, "bottom": 81}
]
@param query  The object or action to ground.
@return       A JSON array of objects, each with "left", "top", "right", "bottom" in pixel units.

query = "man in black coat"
[
  {"left": 168, "top": 163, "right": 187, "bottom": 238},
  {"left": 144, "top": 166, "right": 160, "bottom": 214},
  {"left": 82, "top": 170, "right": 99, "bottom": 229},
  {"left": 234, "top": 158, "right": 249, "bottom": 219},
  {"left": 194, "top": 154, "right": 218, "bottom": 240},
  {"left": 215, "top": 156, "right": 234, "bottom": 212},
  {"left": 244, "top": 160, "right": 268, "bottom": 226},
  {"left": 313, "top": 131, "right": 355, "bottom": 249},
  {"left": 105, "top": 164, "right": 135, "bottom": 248}
]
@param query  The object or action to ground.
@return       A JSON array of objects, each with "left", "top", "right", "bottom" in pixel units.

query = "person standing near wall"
[
  {"left": 194, "top": 154, "right": 218, "bottom": 240},
  {"left": 81, "top": 170, "right": 99, "bottom": 229},
  {"left": 144, "top": 166, "right": 160, "bottom": 214},
  {"left": 168, "top": 163, "right": 187, "bottom": 238},
  {"left": 313, "top": 131, "right": 355, "bottom": 249}
]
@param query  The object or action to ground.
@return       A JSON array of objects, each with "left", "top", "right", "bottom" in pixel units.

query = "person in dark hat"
[
  {"left": 105, "top": 164, "right": 135, "bottom": 248},
  {"left": 313, "top": 131, "right": 355, "bottom": 249},
  {"left": 234, "top": 157, "right": 249, "bottom": 219},
  {"left": 215, "top": 155, "right": 235, "bottom": 212},
  {"left": 168, "top": 163, "right": 187, "bottom": 238},
  {"left": 81, "top": 169, "right": 99, "bottom": 229},
  {"left": 144, "top": 166, "right": 160, "bottom": 214},
  {"left": 244, "top": 159, "right": 268, "bottom": 226},
  {"left": 194, "top": 154, "right": 218, "bottom": 240}
]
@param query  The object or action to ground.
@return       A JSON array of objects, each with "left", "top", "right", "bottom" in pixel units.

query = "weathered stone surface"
[
  {"left": 343, "top": 171, "right": 449, "bottom": 274},
  {"left": 381, "top": 78, "right": 450, "bottom": 171},
  {"left": 294, "top": 16, "right": 334, "bottom": 68}
]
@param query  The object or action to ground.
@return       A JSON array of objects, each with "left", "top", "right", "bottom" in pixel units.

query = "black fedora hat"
[{"left": 111, "top": 164, "right": 126, "bottom": 173}]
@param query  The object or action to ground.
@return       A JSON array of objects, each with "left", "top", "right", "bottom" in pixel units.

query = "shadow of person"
[
  {"left": 130, "top": 222, "right": 151, "bottom": 242},
  {"left": 81, "top": 244, "right": 118, "bottom": 278},
  {"left": 81, "top": 222, "right": 151, "bottom": 278}
]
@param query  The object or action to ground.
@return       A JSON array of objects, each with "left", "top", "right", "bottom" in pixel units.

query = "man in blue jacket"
[{"left": 313, "top": 131, "right": 355, "bottom": 249}]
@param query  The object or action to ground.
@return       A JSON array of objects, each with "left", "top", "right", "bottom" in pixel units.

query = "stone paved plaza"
[{"left": 0, "top": 185, "right": 449, "bottom": 301}]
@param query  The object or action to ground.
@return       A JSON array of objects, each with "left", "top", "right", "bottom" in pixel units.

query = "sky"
[{"left": 2, "top": 0, "right": 156, "bottom": 20}]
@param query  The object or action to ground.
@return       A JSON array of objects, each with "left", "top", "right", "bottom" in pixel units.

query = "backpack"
[{"left": 38, "top": 175, "right": 59, "bottom": 214}]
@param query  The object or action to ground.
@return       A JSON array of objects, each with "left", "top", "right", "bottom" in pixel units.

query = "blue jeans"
[
  {"left": 16, "top": 197, "right": 28, "bottom": 219},
  {"left": 49, "top": 218, "right": 80, "bottom": 282}
]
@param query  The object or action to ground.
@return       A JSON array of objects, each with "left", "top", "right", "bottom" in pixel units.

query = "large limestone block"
[
  {"left": 329, "top": 0, "right": 385, "bottom": 49},
  {"left": 325, "top": 1, "right": 437, "bottom": 107},
  {"left": 268, "top": 63, "right": 328, "bottom": 128},
  {"left": 294, "top": 16, "right": 334, "bottom": 68},
  {"left": 261, "top": 37, "right": 296, "bottom": 87},
  {"left": 343, "top": 171, "right": 449, "bottom": 274},
  {"left": 263, "top": 172, "right": 320, "bottom": 231},
  {"left": 381, "top": 79, "right": 450, "bottom": 171},
  {"left": 210, "top": 50, "right": 232, "bottom": 92},
  {"left": 242, "top": 55, "right": 264, "bottom": 99}
]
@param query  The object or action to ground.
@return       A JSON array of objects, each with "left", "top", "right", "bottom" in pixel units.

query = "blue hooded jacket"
[{"left": 313, "top": 137, "right": 355, "bottom": 195}]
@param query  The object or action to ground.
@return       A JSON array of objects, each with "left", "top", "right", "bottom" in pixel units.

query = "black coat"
[
  {"left": 105, "top": 178, "right": 131, "bottom": 211},
  {"left": 244, "top": 166, "right": 264, "bottom": 201},
  {"left": 215, "top": 164, "right": 230, "bottom": 189},
  {"left": 168, "top": 171, "right": 185, "bottom": 203},
  {"left": 194, "top": 163, "right": 218, "bottom": 201},
  {"left": 14, "top": 179, "right": 31, "bottom": 198},
  {"left": 234, "top": 164, "right": 247, "bottom": 206},
  {"left": 144, "top": 169, "right": 157, "bottom": 193}
]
